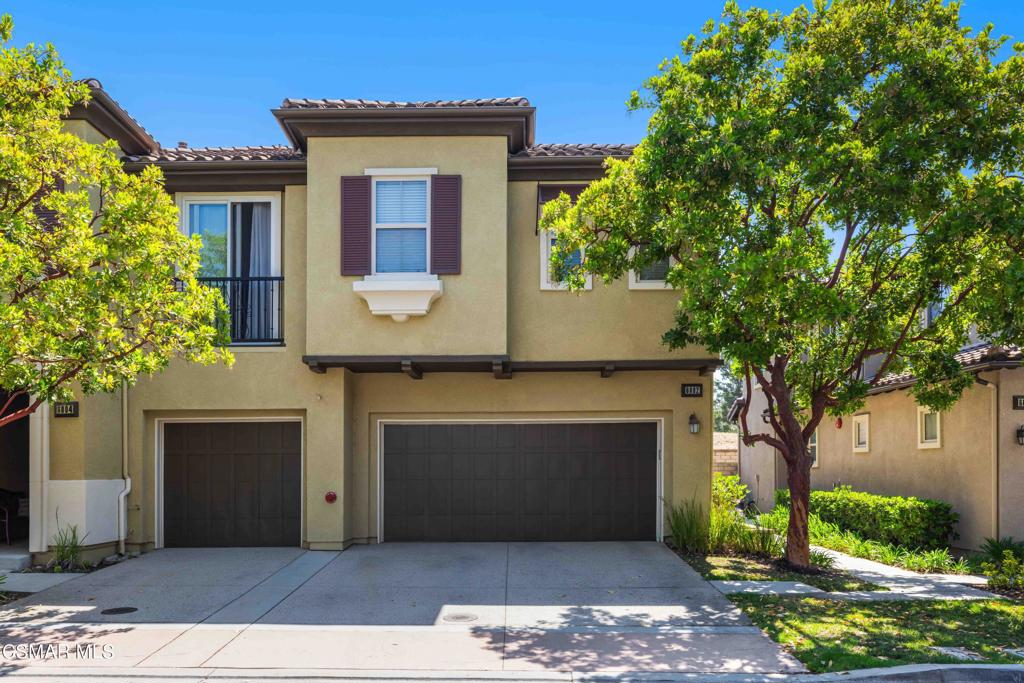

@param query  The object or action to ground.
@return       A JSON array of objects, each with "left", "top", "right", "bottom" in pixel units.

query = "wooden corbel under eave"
[
  {"left": 401, "top": 360, "right": 423, "bottom": 380},
  {"left": 492, "top": 359, "right": 512, "bottom": 379}
]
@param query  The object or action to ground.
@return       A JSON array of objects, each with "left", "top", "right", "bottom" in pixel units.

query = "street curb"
[{"left": 1, "top": 664, "right": 1023, "bottom": 682}]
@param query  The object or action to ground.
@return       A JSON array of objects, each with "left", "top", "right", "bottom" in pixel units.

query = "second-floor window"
[
  {"left": 372, "top": 177, "right": 429, "bottom": 274},
  {"left": 629, "top": 247, "right": 672, "bottom": 290},
  {"left": 182, "top": 194, "right": 282, "bottom": 345}
]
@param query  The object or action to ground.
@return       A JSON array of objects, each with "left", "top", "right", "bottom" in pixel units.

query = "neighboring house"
[
  {"left": 712, "top": 432, "right": 738, "bottom": 477},
  {"left": 5, "top": 80, "right": 720, "bottom": 560},
  {"left": 734, "top": 343, "right": 1024, "bottom": 550}
]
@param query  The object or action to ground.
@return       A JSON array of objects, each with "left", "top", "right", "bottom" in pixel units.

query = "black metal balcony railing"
[{"left": 199, "top": 276, "right": 284, "bottom": 345}]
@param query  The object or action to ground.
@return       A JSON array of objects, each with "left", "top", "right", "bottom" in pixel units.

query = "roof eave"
[
  {"left": 67, "top": 87, "right": 159, "bottom": 156},
  {"left": 272, "top": 106, "right": 536, "bottom": 153},
  {"left": 867, "top": 359, "right": 1023, "bottom": 395},
  {"left": 123, "top": 159, "right": 308, "bottom": 192},
  {"left": 507, "top": 154, "right": 628, "bottom": 181}
]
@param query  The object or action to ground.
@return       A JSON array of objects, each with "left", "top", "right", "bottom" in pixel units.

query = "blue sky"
[{"left": 7, "top": 1, "right": 1024, "bottom": 149}]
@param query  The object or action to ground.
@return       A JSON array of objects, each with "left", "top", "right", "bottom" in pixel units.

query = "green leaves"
[
  {"left": 0, "top": 15, "right": 230, "bottom": 426},
  {"left": 542, "top": 0, "right": 1024, "bottom": 425}
]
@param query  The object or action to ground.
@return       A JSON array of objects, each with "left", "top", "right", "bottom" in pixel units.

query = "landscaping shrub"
[
  {"left": 983, "top": 551, "right": 1024, "bottom": 592},
  {"left": 666, "top": 498, "right": 709, "bottom": 554},
  {"left": 758, "top": 506, "right": 968, "bottom": 574},
  {"left": 981, "top": 537, "right": 1024, "bottom": 565},
  {"left": 774, "top": 486, "right": 957, "bottom": 550},
  {"left": 667, "top": 475, "right": 783, "bottom": 559}
]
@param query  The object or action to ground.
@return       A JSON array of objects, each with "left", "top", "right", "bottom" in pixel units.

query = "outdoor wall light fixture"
[
  {"left": 1017, "top": 425, "right": 1024, "bottom": 447},
  {"left": 689, "top": 414, "right": 700, "bottom": 434}
]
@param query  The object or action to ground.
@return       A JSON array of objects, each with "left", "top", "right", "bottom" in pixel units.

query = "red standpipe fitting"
[{"left": 324, "top": 491, "right": 337, "bottom": 504}]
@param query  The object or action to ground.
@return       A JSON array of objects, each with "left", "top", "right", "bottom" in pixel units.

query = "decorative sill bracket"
[{"left": 352, "top": 278, "right": 444, "bottom": 322}]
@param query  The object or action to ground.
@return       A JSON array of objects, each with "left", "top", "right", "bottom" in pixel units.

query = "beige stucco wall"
[
  {"left": 48, "top": 390, "right": 122, "bottom": 481},
  {"left": 48, "top": 119, "right": 126, "bottom": 484},
  {"left": 508, "top": 181, "right": 699, "bottom": 361},
  {"left": 736, "top": 386, "right": 781, "bottom": 511},
  {"left": 995, "top": 369, "right": 1024, "bottom": 542},
  {"left": 739, "top": 377, "right": 1005, "bottom": 549},
  {"left": 812, "top": 381, "right": 995, "bottom": 550},
  {"left": 305, "top": 136, "right": 509, "bottom": 356},
  {"left": 343, "top": 370, "right": 713, "bottom": 544},
  {"left": 122, "top": 185, "right": 350, "bottom": 550}
]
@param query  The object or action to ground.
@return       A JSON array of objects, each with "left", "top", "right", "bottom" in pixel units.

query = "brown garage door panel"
[
  {"left": 164, "top": 422, "right": 301, "bottom": 547},
  {"left": 383, "top": 422, "right": 657, "bottom": 542}
]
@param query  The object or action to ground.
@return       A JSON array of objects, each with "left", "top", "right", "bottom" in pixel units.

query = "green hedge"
[{"left": 774, "top": 486, "right": 958, "bottom": 550}]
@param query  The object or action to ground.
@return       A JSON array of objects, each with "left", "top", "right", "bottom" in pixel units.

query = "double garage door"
[
  {"left": 163, "top": 420, "right": 658, "bottom": 546},
  {"left": 382, "top": 422, "right": 658, "bottom": 542}
]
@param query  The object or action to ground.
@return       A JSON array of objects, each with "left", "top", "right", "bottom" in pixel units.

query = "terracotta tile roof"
[
  {"left": 280, "top": 97, "right": 531, "bottom": 110},
  {"left": 75, "top": 79, "right": 160, "bottom": 154},
  {"left": 872, "top": 342, "right": 1023, "bottom": 390},
  {"left": 123, "top": 146, "right": 305, "bottom": 163},
  {"left": 713, "top": 431, "right": 739, "bottom": 451},
  {"left": 512, "top": 143, "right": 635, "bottom": 158}
]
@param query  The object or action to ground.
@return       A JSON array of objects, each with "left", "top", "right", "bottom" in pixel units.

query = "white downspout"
[{"left": 117, "top": 382, "right": 131, "bottom": 555}]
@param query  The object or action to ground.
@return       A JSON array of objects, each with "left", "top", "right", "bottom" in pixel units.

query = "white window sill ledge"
[{"left": 353, "top": 278, "right": 443, "bottom": 322}]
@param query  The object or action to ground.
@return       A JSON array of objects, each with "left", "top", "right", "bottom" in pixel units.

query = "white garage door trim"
[{"left": 376, "top": 417, "right": 665, "bottom": 543}]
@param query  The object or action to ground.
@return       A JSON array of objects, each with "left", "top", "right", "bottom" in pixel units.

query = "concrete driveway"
[{"left": 0, "top": 543, "right": 802, "bottom": 674}]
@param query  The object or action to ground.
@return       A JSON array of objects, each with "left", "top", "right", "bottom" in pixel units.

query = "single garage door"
[
  {"left": 163, "top": 421, "right": 301, "bottom": 547},
  {"left": 382, "top": 422, "right": 657, "bottom": 542}
]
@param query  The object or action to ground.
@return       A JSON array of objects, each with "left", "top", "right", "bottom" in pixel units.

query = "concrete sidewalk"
[{"left": 0, "top": 543, "right": 803, "bottom": 675}]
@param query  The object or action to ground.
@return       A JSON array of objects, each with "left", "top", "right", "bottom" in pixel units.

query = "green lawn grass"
[
  {"left": 682, "top": 552, "right": 884, "bottom": 592},
  {"left": 733, "top": 596, "right": 1024, "bottom": 672}
]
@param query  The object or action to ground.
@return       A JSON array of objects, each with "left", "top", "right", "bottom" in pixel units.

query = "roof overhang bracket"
[
  {"left": 493, "top": 359, "right": 512, "bottom": 380},
  {"left": 401, "top": 360, "right": 423, "bottom": 380},
  {"left": 600, "top": 364, "right": 616, "bottom": 378}
]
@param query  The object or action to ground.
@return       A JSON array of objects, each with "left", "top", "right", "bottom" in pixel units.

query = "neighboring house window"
[
  {"left": 372, "top": 176, "right": 429, "bottom": 274},
  {"left": 181, "top": 194, "right": 282, "bottom": 345},
  {"left": 540, "top": 231, "right": 592, "bottom": 290},
  {"left": 852, "top": 414, "right": 870, "bottom": 453},
  {"left": 629, "top": 247, "right": 672, "bottom": 290},
  {"left": 808, "top": 429, "right": 819, "bottom": 467},
  {"left": 917, "top": 406, "right": 941, "bottom": 449}
]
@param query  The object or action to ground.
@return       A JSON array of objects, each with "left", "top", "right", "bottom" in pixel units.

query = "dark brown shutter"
[
  {"left": 536, "top": 184, "right": 587, "bottom": 232},
  {"left": 430, "top": 175, "right": 461, "bottom": 275},
  {"left": 340, "top": 176, "right": 372, "bottom": 275},
  {"left": 34, "top": 177, "right": 65, "bottom": 230}
]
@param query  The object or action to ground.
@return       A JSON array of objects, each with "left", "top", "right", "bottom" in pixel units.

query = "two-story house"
[{"left": 8, "top": 81, "right": 719, "bottom": 561}]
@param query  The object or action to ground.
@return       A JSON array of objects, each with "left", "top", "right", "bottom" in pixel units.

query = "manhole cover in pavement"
[
  {"left": 442, "top": 613, "right": 478, "bottom": 623},
  {"left": 100, "top": 607, "right": 138, "bottom": 615}
]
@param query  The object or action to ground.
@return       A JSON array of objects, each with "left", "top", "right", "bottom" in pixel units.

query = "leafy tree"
[
  {"left": 543, "top": 0, "right": 1024, "bottom": 567},
  {"left": 714, "top": 362, "right": 742, "bottom": 432},
  {"left": 0, "top": 16, "right": 231, "bottom": 428}
]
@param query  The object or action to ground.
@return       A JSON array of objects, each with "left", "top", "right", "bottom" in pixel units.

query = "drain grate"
[
  {"left": 100, "top": 607, "right": 138, "bottom": 615},
  {"left": 442, "top": 612, "right": 478, "bottom": 623}
]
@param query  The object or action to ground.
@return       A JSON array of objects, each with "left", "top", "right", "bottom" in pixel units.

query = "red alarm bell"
[
  {"left": 835, "top": 417, "right": 843, "bottom": 429},
  {"left": 325, "top": 491, "right": 337, "bottom": 504}
]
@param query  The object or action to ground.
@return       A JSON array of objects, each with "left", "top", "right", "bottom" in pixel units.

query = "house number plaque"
[
  {"left": 1013, "top": 395, "right": 1024, "bottom": 410},
  {"left": 681, "top": 384, "right": 704, "bottom": 398},
  {"left": 53, "top": 401, "right": 79, "bottom": 418}
]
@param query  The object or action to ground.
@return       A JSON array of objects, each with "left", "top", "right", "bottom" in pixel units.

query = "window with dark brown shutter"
[
  {"left": 340, "top": 176, "right": 372, "bottom": 275},
  {"left": 430, "top": 175, "right": 461, "bottom": 274}
]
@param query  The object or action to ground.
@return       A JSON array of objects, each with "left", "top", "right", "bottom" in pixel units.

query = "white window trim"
[
  {"left": 627, "top": 248, "right": 675, "bottom": 290},
  {"left": 917, "top": 406, "right": 942, "bottom": 449},
  {"left": 852, "top": 413, "right": 870, "bottom": 453},
  {"left": 809, "top": 429, "right": 819, "bottom": 468},
  {"left": 540, "top": 229, "right": 592, "bottom": 291},
  {"left": 177, "top": 192, "right": 283, "bottom": 277},
  {"left": 369, "top": 175, "right": 431, "bottom": 278}
]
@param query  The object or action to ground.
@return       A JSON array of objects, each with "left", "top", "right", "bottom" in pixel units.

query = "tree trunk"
[{"left": 784, "top": 442, "right": 812, "bottom": 569}]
